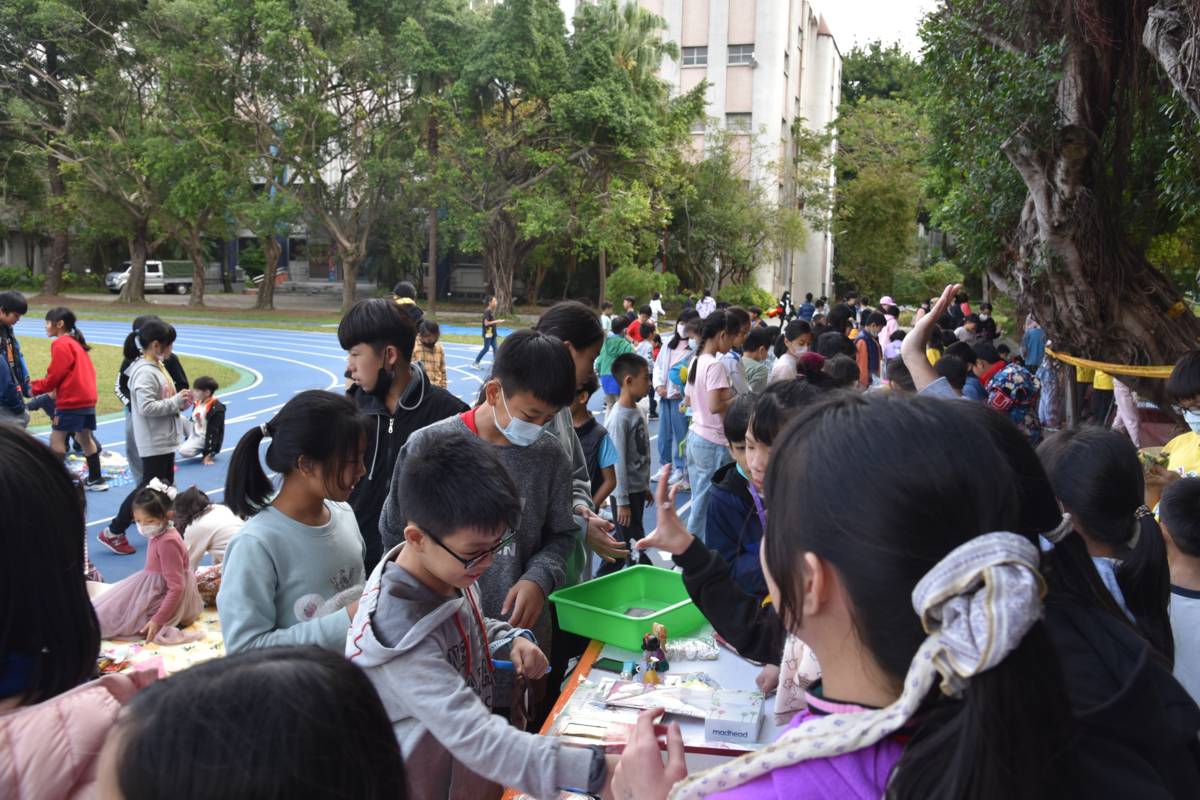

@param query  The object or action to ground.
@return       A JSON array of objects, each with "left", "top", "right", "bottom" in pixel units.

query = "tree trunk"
[
  {"left": 598, "top": 248, "right": 607, "bottom": 305},
  {"left": 563, "top": 247, "right": 576, "bottom": 299},
  {"left": 254, "top": 235, "right": 281, "bottom": 310},
  {"left": 341, "top": 250, "right": 360, "bottom": 312},
  {"left": 185, "top": 226, "right": 208, "bottom": 307},
  {"left": 41, "top": 155, "right": 68, "bottom": 297},
  {"left": 119, "top": 221, "right": 149, "bottom": 304},
  {"left": 999, "top": 38, "right": 1200, "bottom": 380},
  {"left": 483, "top": 212, "right": 529, "bottom": 315},
  {"left": 1144, "top": 1, "right": 1200, "bottom": 122},
  {"left": 40, "top": 42, "right": 66, "bottom": 297},
  {"left": 427, "top": 113, "right": 439, "bottom": 314}
]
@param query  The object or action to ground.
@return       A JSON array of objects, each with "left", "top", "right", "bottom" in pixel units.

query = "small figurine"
[{"left": 641, "top": 624, "right": 670, "bottom": 685}]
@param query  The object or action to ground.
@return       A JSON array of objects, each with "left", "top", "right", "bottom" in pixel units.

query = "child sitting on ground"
[
  {"left": 601, "top": 354, "right": 654, "bottom": 575},
  {"left": 92, "top": 480, "right": 204, "bottom": 643},
  {"left": 102, "top": 646, "right": 407, "bottom": 798},
  {"left": 414, "top": 319, "right": 448, "bottom": 389},
  {"left": 1159, "top": 477, "right": 1200, "bottom": 704},
  {"left": 178, "top": 376, "right": 225, "bottom": 465},
  {"left": 350, "top": 433, "right": 610, "bottom": 798},
  {"left": 218, "top": 390, "right": 368, "bottom": 653},
  {"left": 173, "top": 486, "right": 243, "bottom": 571},
  {"left": 570, "top": 374, "right": 617, "bottom": 513}
]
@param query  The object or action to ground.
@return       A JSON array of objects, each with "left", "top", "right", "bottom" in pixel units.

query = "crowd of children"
[{"left": 6, "top": 285, "right": 1200, "bottom": 800}]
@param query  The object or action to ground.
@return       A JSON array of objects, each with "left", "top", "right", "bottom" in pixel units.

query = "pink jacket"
[{"left": 0, "top": 671, "right": 156, "bottom": 799}]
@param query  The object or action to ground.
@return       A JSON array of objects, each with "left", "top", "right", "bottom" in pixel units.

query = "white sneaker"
[{"left": 650, "top": 468, "right": 665, "bottom": 482}]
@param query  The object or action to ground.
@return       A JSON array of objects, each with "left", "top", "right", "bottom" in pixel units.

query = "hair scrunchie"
[
  {"left": 146, "top": 477, "right": 177, "bottom": 501},
  {"left": 669, "top": 532, "right": 1046, "bottom": 799}
]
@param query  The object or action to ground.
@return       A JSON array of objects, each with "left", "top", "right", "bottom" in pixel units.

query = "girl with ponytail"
[
  {"left": 30, "top": 307, "right": 106, "bottom": 490},
  {"left": 217, "top": 390, "right": 369, "bottom": 654},
  {"left": 116, "top": 315, "right": 189, "bottom": 484},
  {"left": 99, "top": 320, "right": 192, "bottom": 557},
  {"left": 683, "top": 310, "right": 737, "bottom": 542},
  {"left": 1038, "top": 427, "right": 1175, "bottom": 662},
  {"left": 615, "top": 393, "right": 1083, "bottom": 800}
]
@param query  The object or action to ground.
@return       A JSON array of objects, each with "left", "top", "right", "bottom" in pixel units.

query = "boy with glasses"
[{"left": 350, "top": 432, "right": 611, "bottom": 798}]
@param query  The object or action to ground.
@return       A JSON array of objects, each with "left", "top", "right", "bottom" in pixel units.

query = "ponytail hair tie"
[
  {"left": 260, "top": 423, "right": 271, "bottom": 438},
  {"left": 1043, "top": 513, "right": 1073, "bottom": 544},
  {"left": 146, "top": 477, "right": 177, "bottom": 501}
]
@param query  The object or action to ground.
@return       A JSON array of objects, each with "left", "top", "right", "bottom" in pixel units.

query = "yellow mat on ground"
[{"left": 98, "top": 608, "right": 225, "bottom": 677}]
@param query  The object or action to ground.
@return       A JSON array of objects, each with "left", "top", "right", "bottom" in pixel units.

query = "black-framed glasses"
[{"left": 427, "top": 528, "right": 517, "bottom": 571}]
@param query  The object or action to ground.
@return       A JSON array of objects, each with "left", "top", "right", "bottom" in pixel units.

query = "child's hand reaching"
[
  {"left": 510, "top": 636, "right": 548, "bottom": 678},
  {"left": 140, "top": 619, "right": 162, "bottom": 643},
  {"left": 617, "top": 504, "right": 631, "bottom": 527},
  {"left": 636, "top": 467, "right": 694, "bottom": 557},
  {"left": 612, "top": 708, "right": 686, "bottom": 800},
  {"left": 501, "top": 580, "right": 545, "bottom": 629}
]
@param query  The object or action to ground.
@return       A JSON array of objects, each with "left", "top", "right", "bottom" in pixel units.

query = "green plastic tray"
[{"left": 549, "top": 565, "right": 707, "bottom": 650}]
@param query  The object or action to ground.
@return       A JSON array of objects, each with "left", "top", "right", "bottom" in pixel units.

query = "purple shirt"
[{"left": 709, "top": 693, "right": 904, "bottom": 800}]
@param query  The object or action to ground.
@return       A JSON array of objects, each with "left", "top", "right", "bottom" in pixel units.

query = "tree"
[
  {"left": 840, "top": 40, "right": 921, "bottom": 105},
  {"left": 834, "top": 168, "right": 917, "bottom": 297},
  {"left": 665, "top": 130, "right": 806, "bottom": 290},
  {"left": 922, "top": 1, "right": 1200, "bottom": 371},
  {"left": 0, "top": 0, "right": 140, "bottom": 295}
]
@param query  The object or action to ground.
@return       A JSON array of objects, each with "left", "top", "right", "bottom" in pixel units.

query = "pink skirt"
[{"left": 94, "top": 569, "right": 204, "bottom": 640}]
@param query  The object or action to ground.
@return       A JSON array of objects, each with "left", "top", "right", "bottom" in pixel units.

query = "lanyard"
[{"left": 747, "top": 481, "right": 767, "bottom": 531}]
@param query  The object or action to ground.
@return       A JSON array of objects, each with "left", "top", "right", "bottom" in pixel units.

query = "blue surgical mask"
[
  {"left": 497, "top": 392, "right": 544, "bottom": 447},
  {"left": 1185, "top": 409, "right": 1200, "bottom": 434}
]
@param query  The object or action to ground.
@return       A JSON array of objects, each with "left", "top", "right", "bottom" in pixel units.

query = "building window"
[
  {"left": 726, "top": 112, "right": 753, "bottom": 132},
  {"left": 682, "top": 46, "right": 707, "bottom": 67},
  {"left": 783, "top": 51, "right": 790, "bottom": 76},
  {"left": 728, "top": 44, "right": 755, "bottom": 66},
  {"left": 690, "top": 117, "right": 706, "bottom": 133}
]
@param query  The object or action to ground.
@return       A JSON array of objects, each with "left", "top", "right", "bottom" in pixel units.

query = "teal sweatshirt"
[
  {"left": 595, "top": 332, "right": 634, "bottom": 377},
  {"left": 218, "top": 500, "right": 365, "bottom": 653}
]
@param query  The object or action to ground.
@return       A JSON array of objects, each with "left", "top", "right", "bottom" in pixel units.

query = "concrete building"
[{"left": 560, "top": 0, "right": 841, "bottom": 299}]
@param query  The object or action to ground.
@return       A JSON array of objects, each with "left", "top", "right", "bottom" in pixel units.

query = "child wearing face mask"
[
  {"left": 380, "top": 330, "right": 580, "bottom": 712},
  {"left": 93, "top": 481, "right": 204, "bottom": 643},
  {"left": 653, "top": 311, "right": 698, "bottom": 487},
  {"left": 769, "top": 320, "right": 813, "bottom": 383},
  {"left": 1148, "top": 350, "right": 1200, "bottom": 507}
]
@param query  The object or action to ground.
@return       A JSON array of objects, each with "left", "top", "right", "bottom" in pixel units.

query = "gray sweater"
[
  {"left": 379, "top": 414, "right": 577, "bottom": 695},
  {"left": 126, "top": 357, "right": 186, "bottom": 457},
  {"left": 605, "top": 404, "right": 651, "bottom": 506},
  {"left": 347, "top": 548, "right": 596, "bottom": 799}
]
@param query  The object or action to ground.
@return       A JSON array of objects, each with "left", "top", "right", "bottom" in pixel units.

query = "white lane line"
[{"left": 248, "top": 393, "right": 277, "bottom": 400}]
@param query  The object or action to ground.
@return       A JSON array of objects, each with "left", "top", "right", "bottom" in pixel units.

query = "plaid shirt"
[{"left": 414, "top": 340, "right": 447, "bottom": 388}]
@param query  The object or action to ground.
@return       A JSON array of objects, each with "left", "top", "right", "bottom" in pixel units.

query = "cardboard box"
[{"left": 704, "top": 689, "right": 765, "bottom": 745}]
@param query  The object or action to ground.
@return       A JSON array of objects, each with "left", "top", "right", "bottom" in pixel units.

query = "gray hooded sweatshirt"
[
  {"left": 347, "top": 545, "right": 596, "bottom": 799},
  {"left": 126, "top": 357, "right": 185, "bottom": 456}
]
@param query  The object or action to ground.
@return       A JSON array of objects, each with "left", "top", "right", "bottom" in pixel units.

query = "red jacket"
[{"left": 30, "top": 335, "right": 98, "bottom": 410}]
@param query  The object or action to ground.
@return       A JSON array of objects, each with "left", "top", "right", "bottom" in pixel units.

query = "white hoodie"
[{"left": 346, "top": 545, "right": 597, "bottom": 799}]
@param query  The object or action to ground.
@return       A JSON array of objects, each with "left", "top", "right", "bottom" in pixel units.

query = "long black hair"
[
  {"left": 764, "top": 393, "right": 1078, "bottom": 799},
  {"left": 124, "top": 319, "right": 177, "bottom": 361},
  {"left": 0, "top": 425, "right": 99, "bottom": 705},
  {"left": 687, "top": 309, "right": 731, "bottom": 385},
  {"left": 114, "top": 646, "right": 407, "bottom": 799},
  {"left": 1038, "top": 428, "right": 1174, "bottom": 662},
  {"left": 44, "top": 307, "right": 89, "bottom": 351},
  {"left": 225, "top": 390, "right": 368, "bottom": 518},
  {"left": 774, "top": 320, "right": 812, "bottom": 358},
  {"left": 121, "top": 314, "right": 162, "bottom": 360},
  {"left": 668, "top": 309, "right": 700, "bottom": 350},
  {"left": 533, "top": 300, "right": 605, "bottom": 352}
]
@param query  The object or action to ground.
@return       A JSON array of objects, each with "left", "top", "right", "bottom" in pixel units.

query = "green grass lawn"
[{"left": 21, "top": 337, "right": 246, "bottom": 418}]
